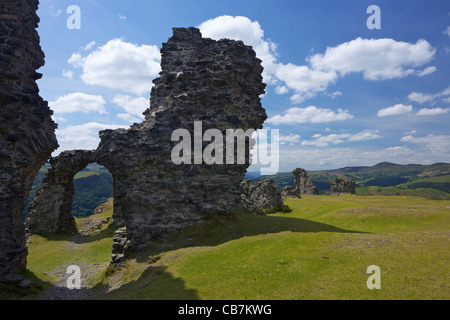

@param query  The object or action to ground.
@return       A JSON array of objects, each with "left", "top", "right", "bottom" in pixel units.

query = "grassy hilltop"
[{"left": 6, "top": 194, "right": 449, "bottom": 300}]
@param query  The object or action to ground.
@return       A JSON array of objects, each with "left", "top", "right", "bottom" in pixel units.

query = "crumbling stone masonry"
[
  {"left": 330, "top": 176, "right": 356, "bottom": 195},
  {"left": 0, "top": 0, "right": 58, "bottom": 281},
  {"left": 97, "top": 27, "right": 267, "bottom": 258}
]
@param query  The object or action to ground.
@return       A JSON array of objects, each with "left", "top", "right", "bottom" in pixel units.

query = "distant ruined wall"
[
  {"left": 293, "top": 168, "right": 318, "bottom": 195},
  {"left": 97, "top": 27, "right": 267, "bottom": 257},
  {"left": 330, "top": 176, "right": 356, "bottom": 195},
  {"left": 0, "top": 0, "right": 58, "bottom": 280}
]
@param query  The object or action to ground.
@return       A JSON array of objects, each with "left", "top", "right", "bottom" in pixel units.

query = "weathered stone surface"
[
  {"left": 110, "top": 227, "right": 128, "bottom": 266},
  {"left": 293, "top": 168, "right": 318, "bottom": 195},
  {"left": 240, "top": 179, "right": 284, "bottom": 212},
  {"left": 330, "top": 176, "right": 356, "bottom": 195},
  {"left": 281, "top": 186, "right": 301, "bottom": 198},
  {"left": 26, "top": 150, "right": 97, "bottom": 235},
  {"left": 0, "top": 0, "right": 58, "bottom": 281},
  {"left": 95, "top": 27, "right": 267, "bottom": 258}
]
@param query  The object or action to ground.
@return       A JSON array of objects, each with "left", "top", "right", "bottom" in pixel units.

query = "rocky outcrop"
[
  {"left": 293, "top": 168, "right": 318, "bottom": 195},
  {"left": 26, "top": 150, "right": 97, "bottom": 235},
  {"left": 241, "top": 179, "right": 284, "bottom": 213},
  {"left": 330, "top": 176, "right": 356, "bottom": 195},
  {"left": 96, "top": 27, "right": 267, "bottom": 257},
  {"left": 0, "top": 0, "right": 58, "bottom": 281}
]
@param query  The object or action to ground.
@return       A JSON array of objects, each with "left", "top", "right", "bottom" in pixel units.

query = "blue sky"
[{"left": 36, "top": 0, "right": 450, "bottom": 171}]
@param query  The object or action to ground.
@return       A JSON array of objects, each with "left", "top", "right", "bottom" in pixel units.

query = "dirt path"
[
  {"left": 37, "top": 262, "right": 109, "bottom": 300},
  {"left": 36, "top": 262, "right": 109, "bottom": 300}
]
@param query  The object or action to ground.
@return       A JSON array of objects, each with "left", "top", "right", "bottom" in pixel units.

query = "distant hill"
[{"left": 246, "top": 162, "right": 450, "bottom": 199}]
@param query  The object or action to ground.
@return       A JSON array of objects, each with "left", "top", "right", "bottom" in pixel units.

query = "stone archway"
[{"left": 26, "top": 150, "right": 98, "bottom": 235}]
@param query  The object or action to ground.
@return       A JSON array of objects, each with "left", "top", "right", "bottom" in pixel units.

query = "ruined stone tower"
[
  {"left": 97, "top": 27, "right": 267, "bottom": 259},
  {"left": 293, "top": 168, "right": 318, "bottom": 195},
  {"left": 0, "top": 0, "right": 58, "bottom": 280}
]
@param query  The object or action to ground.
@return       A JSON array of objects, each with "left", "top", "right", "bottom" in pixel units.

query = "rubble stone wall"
[{"left": 0, "top": 0, "right": 58, "bottom": 280}]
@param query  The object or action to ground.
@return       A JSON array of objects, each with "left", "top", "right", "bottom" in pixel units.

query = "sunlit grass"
[{"left": 16, "top": 194, "right": 450, "bottom": 300}]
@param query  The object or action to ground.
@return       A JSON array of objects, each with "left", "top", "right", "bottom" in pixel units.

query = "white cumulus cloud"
[
  {"left": 279, "top": 134, "right": 301, "bottom": 145},
  {"left": 301, "top": 130, "right": 381, "bottom": 147},
  {"left": 69, "top": 39, "right": 161, "bottom": 95},
  {"left": 49, "top": 92, "right": 107, "bottom": 114},
  {"left": 400, "top": 134, "right": 450, "bottom": 155},
  {"left": 308, "top": 38, "right": 436, "bottom": 81},
  {"left": 199, "top": 15, "right": 436, "bottom": 105},
  {"left": 274, "top": 63, "right": 337, "bottom": 103},
  {"left": 408, "top": 86, "right": 450, "bottom": 105},
  {"left": 274, "top": 85, "right": 288, "bottom": 94},
  {"left": 417, "top": 66, "right": 437, "bottom": 77},
  {"left": 377, "top": 104, "right": 412, "bottom": 117},
  {"left": 267, "top": 106, "right": 354, "bottom": 125},
  {"left": 112, "top": 94, "right": 148, "bottom": 119},
  {"left": 55, "top": 122, "right": 128, "bottom": 155},
  {"left": 416, "top": 108, "right": 450, "bottom": 116}
]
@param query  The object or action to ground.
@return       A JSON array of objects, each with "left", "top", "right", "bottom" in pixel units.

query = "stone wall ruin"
[
  {"left": 25, "top": 27, "right": 268, "bottom": 265},
  {"left": 330, "top": 176, "right": 356, "bottom": 195},
  {"left": 97, "top": 27, "right": 267, "bottom": 256},
  {"left": 0, "top": 0, "right": 58, "bottom": 281}
]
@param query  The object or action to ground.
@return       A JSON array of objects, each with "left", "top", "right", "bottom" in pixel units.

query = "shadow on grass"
[
  {"left": 97, "top": 211, "right": 364, "bottom": 300},
  {"left": 27, "top": 209, "right": 364, "bottom": 300},
  {"left": 0, "top": 269, "right": 52, "bottom": 300},
  {"left": 138, "top": 210, "right": 365, "bottom": 260},
  {"left": 35, "top": 222, "right": 118, "bottom": 244},
  {"left": 94, "top": 264, "right": 199, "bottom": 300}
]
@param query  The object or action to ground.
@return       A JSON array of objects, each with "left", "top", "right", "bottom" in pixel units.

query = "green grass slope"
[{"left": 6, "top": 195, "right": 449, "bottom": 300}]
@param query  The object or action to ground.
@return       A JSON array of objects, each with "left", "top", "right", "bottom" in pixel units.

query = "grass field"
[{"left": 8, "top": 195, "right": 449, "bottom": 300}]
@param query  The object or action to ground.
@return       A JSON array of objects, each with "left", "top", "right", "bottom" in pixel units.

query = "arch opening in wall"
[{"left": 25, "top": 150, "right": 117, "bottom": 235}]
